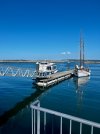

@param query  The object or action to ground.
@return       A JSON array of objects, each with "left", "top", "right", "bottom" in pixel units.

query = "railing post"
[
  {"left": 44, "top": 112, "right": 46, "bottom": 132},
  {"left": 91, "top": 126, "right": 93, "bottom": 134},
  {"left": 60, "top": 117, "right": 62, "bottom": 134},
  {"left": 34, "top": 109, "right": 36, "bottom": 134},
  {"left": 32, "top": 109, "right": 33, "bottom": 134},
  {"left": 70, "top": 120, "right": 72, "bottom": 134},
  {"left": 80, "top": 123, "right": 82, "bottom": 134},
  {"left": 37, "top": 102, "right": 40, "bottom": 134}
]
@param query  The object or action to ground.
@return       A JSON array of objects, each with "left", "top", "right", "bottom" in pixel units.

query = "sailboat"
[{"left": 74, "top": 35, "right": 91, "bottom": 77}]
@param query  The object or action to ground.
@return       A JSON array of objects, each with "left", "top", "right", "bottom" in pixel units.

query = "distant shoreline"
[{"left": 0, "top": 59, "right": 100, "bottom": 64}]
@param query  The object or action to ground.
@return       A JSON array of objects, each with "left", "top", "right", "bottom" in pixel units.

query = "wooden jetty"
[{"left": 36, "top": 70, "right": 73, "bottom": 88}]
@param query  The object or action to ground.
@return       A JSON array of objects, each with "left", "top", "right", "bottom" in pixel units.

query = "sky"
[{"left": 0, "top": 0, "right": 100, "bottom": 60}]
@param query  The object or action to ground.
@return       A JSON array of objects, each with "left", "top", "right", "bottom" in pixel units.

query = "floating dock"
[{"left": 36, "top": 70, "right": 73, "bottom": 88}]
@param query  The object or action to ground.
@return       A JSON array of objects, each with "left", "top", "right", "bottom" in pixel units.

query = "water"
[{"left": 0, "top": 62, "right": 100, "bottom": 134}]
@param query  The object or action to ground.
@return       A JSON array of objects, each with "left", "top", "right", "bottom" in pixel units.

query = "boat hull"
[{"left": 74, "top": 69, "right": 90, "bottom": 77}]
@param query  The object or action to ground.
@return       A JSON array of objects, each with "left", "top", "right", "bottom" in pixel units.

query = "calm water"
[{"left": 0, "top": 62, "right": 100, "bottom": 134}]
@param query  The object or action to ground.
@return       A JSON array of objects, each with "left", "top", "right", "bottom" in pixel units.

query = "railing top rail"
[{"left": 30, "top": 103, "right": 100, "bottom": 128}]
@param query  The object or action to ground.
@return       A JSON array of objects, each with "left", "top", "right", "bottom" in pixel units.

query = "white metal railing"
[
  {"left": 30, "top": 100, "right": 100, "bottom": 134},
  {"left": 0, "top": 66, "right": 36, "bottom": 77}
]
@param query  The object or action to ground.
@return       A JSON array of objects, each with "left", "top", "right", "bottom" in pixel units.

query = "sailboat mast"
[
  {"left": 83, "top": 40, "right": 84, "bottom": 66},
  {"left": 80, "top": 33, "right": 84, "bottom": 67},
  {"left": 80, "top": 34, "right": 82, "bottom": 67}
]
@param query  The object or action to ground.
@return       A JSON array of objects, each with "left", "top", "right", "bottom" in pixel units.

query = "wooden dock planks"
[
  {"left": 40, "top": 70, "right": 73, "bottom": 82},
  {"left": 36, "top": 70, "right": 74, "bottom": 88}
]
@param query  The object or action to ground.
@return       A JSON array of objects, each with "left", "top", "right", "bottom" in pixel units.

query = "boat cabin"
[{"left": 36, "top": 62, "right": 58, "bottom": 79}]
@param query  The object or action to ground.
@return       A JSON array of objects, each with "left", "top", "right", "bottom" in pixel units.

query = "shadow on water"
[
  {"left": 0, "top": 82, "right": 51, "bottom": 127},
  {"left": 0, "top": 76, "right": 72, "bottom": 127}
]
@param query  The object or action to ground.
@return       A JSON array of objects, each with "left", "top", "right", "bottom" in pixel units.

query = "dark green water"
[{"left": 0, "top": 62, "right": 100, "bottom": 134}]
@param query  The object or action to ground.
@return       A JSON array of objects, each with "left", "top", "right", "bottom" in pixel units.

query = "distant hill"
[{"left": 0, "top": 59, "right": 100, "bottom": 64}]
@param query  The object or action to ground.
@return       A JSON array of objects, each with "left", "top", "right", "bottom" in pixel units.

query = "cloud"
[
  {"left": 61, "top": 51, "right": 71, "bottom": 55},
  {"left": 67, "top": 51, "right": 71, "bottom": 55},
  {"left": 61, "top": 52, "right": 66, "bottom": 55}
]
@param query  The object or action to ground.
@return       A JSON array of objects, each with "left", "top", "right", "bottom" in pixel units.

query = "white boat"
[
  {"left": 74, "top": 65, "right": 90, "bottom": 77},
  {"left": 74, "top": 35, "right": 91, "bottom": 77},
  {"left": 35, "top": 61, "right": 58, "bottom": 80}
]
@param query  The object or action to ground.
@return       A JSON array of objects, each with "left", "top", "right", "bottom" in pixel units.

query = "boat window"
[
  {"left": 47, "top": 66, "right": 51, "bottom": 70},
  {"left": 47, "top": 72, "right": 49, "bottom": 75},
  {"left": 43, "top": 72, "right": 47, "bottom": 76},
  {"left": 41, "top": 62, "right": 48, "bottom": 65},
  {"left": 40, "top": 73, "right": 42, "bottom": 76}
]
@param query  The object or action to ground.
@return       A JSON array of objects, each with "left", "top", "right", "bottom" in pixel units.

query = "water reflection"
[
  {"left": 73, "top": 77, "right": 90, "bottom": 110},
  {"left": 73, "top": 76, "right": 90, "bottom": 89}
]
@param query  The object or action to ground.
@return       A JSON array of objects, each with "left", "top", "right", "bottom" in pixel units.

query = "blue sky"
[{"left": 0, "top": 0, "right": 100, "bottom": 60}]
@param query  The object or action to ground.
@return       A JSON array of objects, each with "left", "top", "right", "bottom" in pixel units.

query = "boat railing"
[{"left": 30, "top": 100, "right": 100, "bottom": 134}]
